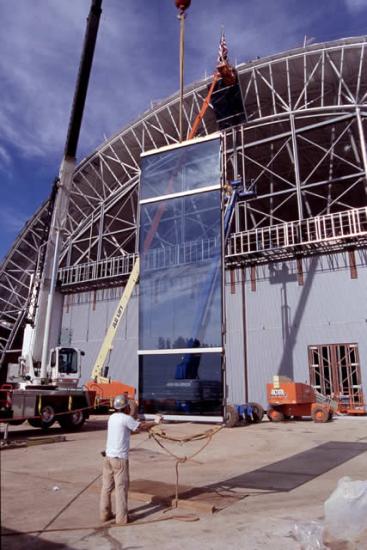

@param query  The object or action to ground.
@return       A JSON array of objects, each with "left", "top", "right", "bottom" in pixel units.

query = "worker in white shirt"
[{"left": 100, "top": 394, "right": 162, "bottom": 525}]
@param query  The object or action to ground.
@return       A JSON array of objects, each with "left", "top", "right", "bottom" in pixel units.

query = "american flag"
[{"left": 217, "top": 30, "right": 229, "bottom": 64}]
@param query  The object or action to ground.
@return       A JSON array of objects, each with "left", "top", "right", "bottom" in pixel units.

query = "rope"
[
  {"left": 1, "top": 512, "right": 199, "bottom": 537},
  {"left": 150, "top": 424, "right": 222, "bottom": 443},
  {"left": 1, "top": 423, "right": 221, "bottom": 536},
  {"left": 149, "top": 424, "right": 224, "bottom": 508},
  {"left": 36, "top": 472, "right": 102, "bottom": 537},
  {"left": 0, "top": 429, "right": 201, "bottom": 539}
]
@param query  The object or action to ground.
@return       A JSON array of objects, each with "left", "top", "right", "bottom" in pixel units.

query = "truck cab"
[
  {"left": 6, "top": 346, "right": 84, "bottom": 389},
  {"left": 49, "top": 347, "right": 84, "bottom": 388}
]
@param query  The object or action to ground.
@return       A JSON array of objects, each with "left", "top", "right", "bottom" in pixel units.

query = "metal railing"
[
  {"left": 58, "top": 238, "right": 220, "bottom": 289},
  {"left": 141, "top": 238, "right": 220, "bottom": 272},
  {"left": 227, "top": 206, "right": 367, "bottom": 263},
  {"left": 58, "top": 207, "right": 367, "bottom": 288},
  {"left": 58, "top": 253, "right": 138, "bottom": 288}
]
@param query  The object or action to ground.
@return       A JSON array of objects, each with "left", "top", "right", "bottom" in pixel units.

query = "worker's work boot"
[{"left": 115, "top": 515, "right": 128, "bottom": 526}]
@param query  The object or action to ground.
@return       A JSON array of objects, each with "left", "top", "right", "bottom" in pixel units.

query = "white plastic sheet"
[{"left": 324, "top": 476, "right": 367, "bottom": 540}]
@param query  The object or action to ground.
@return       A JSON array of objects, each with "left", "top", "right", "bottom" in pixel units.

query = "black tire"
[
  {"left": 311, "top": 405, "right": 329, "bottom": 423},
  {"left": 243, "top": 413, "right": 252, "bottom": 425},
  {"left": 9, "top": 419, "right": 25, "bottom": 426},
  {"left": 249, "top": 402, "right": 264, "bottom": 423},
  {"left": 58, "top": 410, "right": 86, "bottom": 431},
  {"left": 225, "top": 404, "right": 239, "bottom": 428},
  {"left": 28, "top": 418, "right": 42, "bottom": 428},
  {"left": 328, "top": 410, "right": 334, "bottom": 422},
  {"left": 267, "top": 408, "right": 285, "bottom": 422},
  {"left": 29, "top": 405, "right": 56, "bottom": 429}
]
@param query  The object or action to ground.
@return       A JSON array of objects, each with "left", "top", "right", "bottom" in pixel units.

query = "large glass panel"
[
  {"left": 138, "top": 139, "right": 223, "bottom": 416},
  {"left": 140, "top": 191, "right": 220, "bottom": 253},
  {"left": 139, "top": 353, "right": 223, "bottom": 415},
  {"left": 140, "top": 138, "right": 220, "bottom": 200},
  {"left": 139, "top": 192, "right": 222, "bottom": 349}
]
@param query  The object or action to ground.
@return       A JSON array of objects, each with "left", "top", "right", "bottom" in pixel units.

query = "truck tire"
[
  {"left": 9, "top": 419, "right": 25, "bottom": 426},
  {"left": 28, "top": 405, "right": 56, "bottom": 429},
  {"left": 267, "top": 408, "right": 284, "bottom": 422},
  {"left": 225, "top": 404, "right": 239, "bottom": 428},
  {"left": 58, "top": 410, "right": 86, "bottom": 431},
  {"left": 249, "top": 402, "right": 264, "bottom": 423},
  {"left": 311, "top": 405, "right": 329, "bottom": 423}
]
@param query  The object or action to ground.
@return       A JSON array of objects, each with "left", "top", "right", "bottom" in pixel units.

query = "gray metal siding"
[
  {"left": 58, "top": 249, "right": 367, "bottom": 412},
  {"left": 242, "top": 251, "right": 367, "bottom": 408},
  {"left": 224, "top": 270, "right": 246, "bottom": 404},
  {"left": 60, "top": 286, "right": 139, "bottom": 389}
]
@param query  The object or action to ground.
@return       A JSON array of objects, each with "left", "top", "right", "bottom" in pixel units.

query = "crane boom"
[{"left": 27, "top": 0, "right": 102, "bottom": 381}]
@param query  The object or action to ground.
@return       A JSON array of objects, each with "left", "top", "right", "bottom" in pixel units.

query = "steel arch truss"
[
  {"left": 224, "top": 111, "right": 367, "bottom": 232},
  {"left": 2, "top": 37, "right": 367, "bottom": 360},
  {"left": 0, "top": 201, "right": 52, "bottom": 363}
]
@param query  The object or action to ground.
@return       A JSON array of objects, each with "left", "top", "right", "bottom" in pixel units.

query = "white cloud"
[
  {"left": 0, "top": 0, "right": 181, "bottom": 164},
  {"left": 0, "top": 0, "right": 363, "bottom": 172},
  {"left": 344, "top": 0, "right": 367, "bottom": 12},
  {"left": 0, "top": 145, "right": 11, "bottom": 171}
]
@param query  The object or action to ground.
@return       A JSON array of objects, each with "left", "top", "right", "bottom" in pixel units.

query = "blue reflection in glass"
[
  {"left": 138, "top": 139, "right": 223, "bottom": 416},
  {"left": 139, "top": 192, "right": 222, "bottom": 350},
  {"left": 140, "top": 139, "right": 220, "bottom": 200},
  {"left": 139, "top": 353, "right": 223, "bottom": 415}
]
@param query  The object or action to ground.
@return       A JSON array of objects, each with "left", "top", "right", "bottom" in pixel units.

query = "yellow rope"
[
  {"left": 150, "top": 424, "right": 222, "bottom": 443},
  {"left": 149, "top": 424, "right": 224, "bottom": 508}
]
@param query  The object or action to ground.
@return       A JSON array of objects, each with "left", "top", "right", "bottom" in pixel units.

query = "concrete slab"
[{"left": 1, "top": 415, "right": 367, "bottom": 549}]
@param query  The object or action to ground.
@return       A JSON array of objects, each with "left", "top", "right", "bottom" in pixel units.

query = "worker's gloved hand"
[{"left": 153, "top": 414, "right": 163, "bottom": 424}]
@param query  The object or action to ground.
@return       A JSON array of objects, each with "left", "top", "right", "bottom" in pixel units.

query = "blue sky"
[{"left": 1, "top": 0, "right": 367, "bottom": 260}]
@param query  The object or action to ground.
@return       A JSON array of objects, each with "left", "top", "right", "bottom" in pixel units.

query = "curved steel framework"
[{"left": 1, "top": 36, "right": 367, "bottom": 362}]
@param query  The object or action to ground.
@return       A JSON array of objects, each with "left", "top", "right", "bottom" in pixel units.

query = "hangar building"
[{"left": 1, "top": 36, "right": 367, "bottom": 418}]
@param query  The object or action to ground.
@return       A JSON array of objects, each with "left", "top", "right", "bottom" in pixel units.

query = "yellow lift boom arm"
[{"left": 91, "top": 257, "right": 140, "bottom": 383}]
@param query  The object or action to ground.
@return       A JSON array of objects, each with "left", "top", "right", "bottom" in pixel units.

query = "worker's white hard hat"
[{"left": 113, "top": 394, "right": 129, "bottom": 410}]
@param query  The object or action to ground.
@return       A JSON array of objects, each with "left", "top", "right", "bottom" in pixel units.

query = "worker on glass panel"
[{"left": 100, "top": 394, "right": 162, "bottom": 525}]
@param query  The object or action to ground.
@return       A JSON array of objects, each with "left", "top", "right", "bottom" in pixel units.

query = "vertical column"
[
  {"left": 96, "top": 201, "right": 105, "bottom": 263},
  {"left": 356, "top": 107, "right": 367, "bottom": 181},
  {"left": 290, "top": 114, "right": 304, "bottom": 221}
]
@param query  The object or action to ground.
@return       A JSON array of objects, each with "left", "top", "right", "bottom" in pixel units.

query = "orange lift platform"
[{"left": 266, "top": 376, "right": 337, "bottom": 423}]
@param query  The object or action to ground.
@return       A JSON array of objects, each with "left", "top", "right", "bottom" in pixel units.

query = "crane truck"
[{"left": 0, "top": 0, "right": 103, "bottom": 430}]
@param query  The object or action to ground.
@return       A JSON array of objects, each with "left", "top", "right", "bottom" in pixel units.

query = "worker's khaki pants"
[{"left": 100, "top": 456, "right": 129, "bottom": 523}]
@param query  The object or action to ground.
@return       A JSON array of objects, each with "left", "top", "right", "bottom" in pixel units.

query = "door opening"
[{"left": 308, "top": 343, "right": 365, "bottom": 415}]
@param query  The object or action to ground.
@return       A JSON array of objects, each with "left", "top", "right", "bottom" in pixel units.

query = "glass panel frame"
[
  {"left": 138, "top": 137, "right": 224, "bottom": 416},
  {"left": 139, "top": 192, "right": 222, "bottom": 351},
  {"left": 140, "top": 138, "right": 221, "bottom": 201},
  {"left": 139, "top": 352, "right": 223, "bottom": 415}
]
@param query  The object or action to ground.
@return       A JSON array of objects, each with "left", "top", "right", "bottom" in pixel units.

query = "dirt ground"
[{"left": 1, "top": 415, "right": 367, "bottom": 550}]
